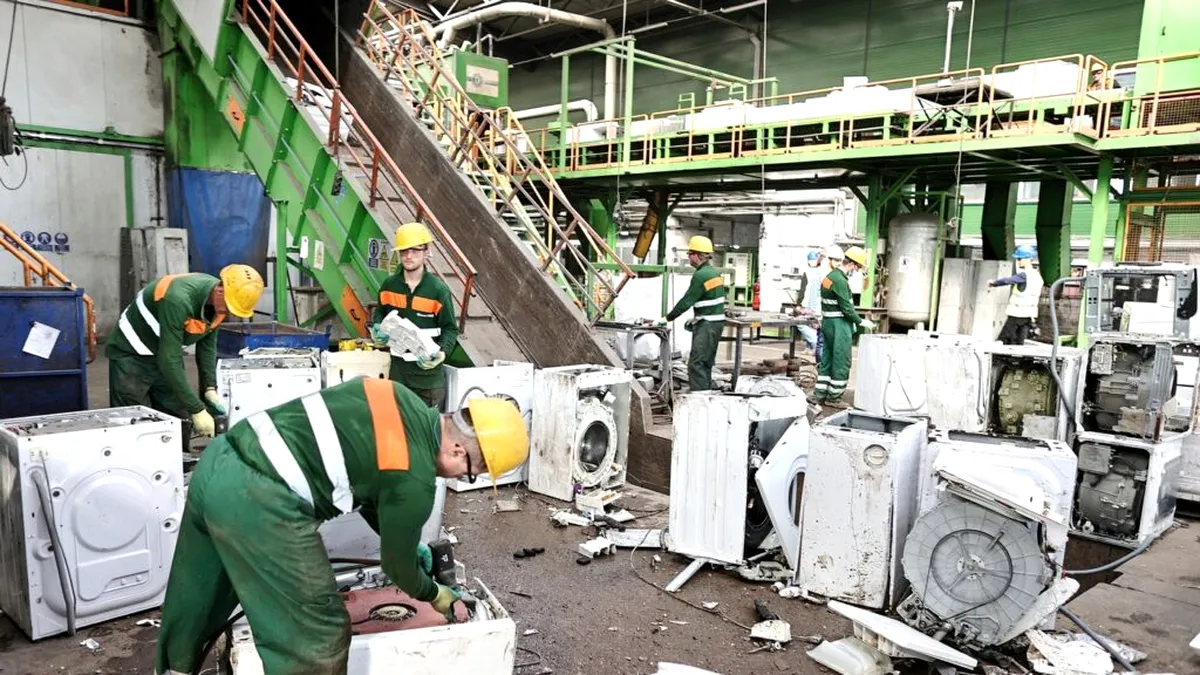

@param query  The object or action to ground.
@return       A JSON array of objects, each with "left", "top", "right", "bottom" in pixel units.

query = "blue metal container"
[
  {"left": 0, "top": 287, "right": 89, "bottom": 417},
  {"left": 217, "top": 321, "right": 331, "bottom": 358}
]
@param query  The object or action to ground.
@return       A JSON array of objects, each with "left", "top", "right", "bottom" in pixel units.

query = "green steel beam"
[
  {"left": 1052, "top": 161, "right": 1092, "bottom": 199},
  {"left": 980, "top": 182, "right": 1017, "bottom": 260},
  {"left": 967, "top": 151, "right": 1071, "bottom": 185},
  {"left": 275, "top": 200, "right": 290, "bottom": 323},
  {"left": 18, "top": 123, "right": 163, "bottom": 148},
  {"left": 603, "top": 43, "right": 755, "bottom": 87},
  {"left": 1033, "top": 180, "right": 1072, "bottom": 284},
  {"left": 862, "top": 174, "right": 883, "bottom": 309},
  {"left": 1096, "top": 132, "right": 1200, "bottom": 151},
  {"left": 1088, "top": 157, "right": 1114, "bottom": 268}
]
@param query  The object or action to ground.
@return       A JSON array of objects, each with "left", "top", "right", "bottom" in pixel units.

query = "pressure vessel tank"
[{"left": 885, "top": 213, "right": 940, "bottom": 327}]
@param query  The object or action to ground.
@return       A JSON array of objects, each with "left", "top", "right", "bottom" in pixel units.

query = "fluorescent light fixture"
[
  {"left": 718, "top": 0, "right": 766, "bottom": 12},
  {"left": 631, "top": 21, "right": 669, "bottom": 34}
]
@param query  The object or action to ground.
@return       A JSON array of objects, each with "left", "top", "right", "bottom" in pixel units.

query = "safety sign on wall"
[
  {"left": 21, "top": 231, "right": 70, "bottom": 254},
  {"left": 367, "top": 238, "right": 391, "bottom": 269}
]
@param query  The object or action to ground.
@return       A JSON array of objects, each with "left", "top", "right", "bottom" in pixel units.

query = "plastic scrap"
[
  {"left": 494, "top": 499, "right": 522, "bottom": 513},
  {"left": 379, "top": 311, "right": 439, "bottom": 360},
  {"left": 1026, "top": 629, "right": 1113, "bottom": 675},
  {"left": 79, "top": 638, "right": 101, "bottom": 652},
  {"left": 1070, "top": 633, "right": 1146, "bottom": 665},
  {"left": 808, "top": 637, "right": 894, "bottom": 675},
  {"left": 136, "top": 618, "right": 162, "bottom": 628},
  {"left": 578, "top": 536, "right": 616, "bottom": 558},
  {"left": 750, "top": 620, "right": 792, "bottom": 645},
  {"left": 550, "top": 509, "right": 591, "bottom": 528},
  {"left": 654, "top": 664, "right": 723, "bottom": 675}
]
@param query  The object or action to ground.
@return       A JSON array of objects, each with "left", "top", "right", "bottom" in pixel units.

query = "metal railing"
[
  {"left": 0, "top": 222, "right": 96, "bottom": 361},
  {"left": 238, "top": 0, "right": 477, "bottom": 331},
  {"left": 1104, "top": 52, "right": 1200, "bottom": 137},
  {"left": 49, "top": 0, "right": 132, "bottom": 18},
  {"left": 356, "top": 1, "right": 635, "bottom": 321}
]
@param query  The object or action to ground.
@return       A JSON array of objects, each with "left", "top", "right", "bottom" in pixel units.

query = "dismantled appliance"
[
  {"left": 798, "top": 411, "right": 927, "bottom": 610},
  {"left": 1083, "top": 263, "right": 1200, "bottom": 339},
  {"left": 733, "top": 375, "right": 805, "bottom": 398},
  {"left": 321, "top": 349, "right": 390, "bottom": 387},
  {"left": 1181, "top": 434, "right": 1200, "bottom": 504},
  {"left": 854, "top": 332, "right": 982, "bottom": 428},
  {"left": 379, "top": 310, "right": 440, "bottom": 361},
  {"left": 811, "top": 600, "right": 977, "bottom": 674},
  {"left": 529, "top": 365, "right": 632, "bottom": 501},
  {"left": 0, "top": 407, "right": 184, "bottom": 640},
  {"left": 1072, "top": 432, "right": 1181, "bottom": 548},
  {"left": 935, "top": 259, "right": 1011, "bottom": 340},
  {"left": 667, "top": 392, "right": 809, "bottom": 573},
  {"left": 318, "top": 475, "right": 448, "bottom": 559},
  {"left": 979, "top": 343, "right": 1084, "bottom": 442},
  {"left": 899, "top": 430, "right": 1079, "bottom": 650},
  {"left": 230, "top": 564, "right": 515, "bottom": 674},
  {"left": 217, "top": 348, "right": 323, "bottom": 426},
  {"left": 445, "top": 361, "right": 535, "bottom": 491},
  {"left": 1076, "top": 336, "right": 1199, "bottom": 443}
]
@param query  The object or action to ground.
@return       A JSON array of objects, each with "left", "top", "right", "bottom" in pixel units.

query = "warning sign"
[{"left": 367, "top": 238, "right": 391, "bottom": 270}]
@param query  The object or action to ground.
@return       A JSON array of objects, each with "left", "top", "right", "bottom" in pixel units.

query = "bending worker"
[
  {"left": 813, "top": 245, "right": 874, "bottom": 405},
  {"left": 154, "top": 377, "right": 529, "bottom": 674},
  {"left": 655, "top": 235, "right": 726, "bottom": 392},
  {"left": 371, "top": 222, "right": 460, "bottom": 410},
  {"left": 988, "top": 244, "right": 1042, "bottom": 345},
  {"left": 107, "top": 265, "right": 264, "bottom": 438}
]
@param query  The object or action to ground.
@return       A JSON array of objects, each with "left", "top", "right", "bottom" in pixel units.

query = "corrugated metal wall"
[{"left": 511, "top": 0, "right": 1145, "bottom": 115}]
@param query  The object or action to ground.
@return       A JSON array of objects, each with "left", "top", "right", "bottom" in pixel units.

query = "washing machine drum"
[
  {"left": 901, "top": 496, "right": 1050, "bottom": 647},
  {"left": 747, "top": 378, "right": 803, "bottom": 398},
  {"left": 574, "top": 396, "right": 618, "bottom": 488}
]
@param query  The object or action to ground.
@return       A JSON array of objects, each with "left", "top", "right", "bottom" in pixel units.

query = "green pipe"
[
  {"left": 554, "top": 35, "right": 633, "bottom": 59},
  {"left": 19, "top": 122, "right": 163, "bottom": 147},
  {"left": 123, "top": 152, "right": 135, "bottom": 228},
  {"left": 275, "top": 201, "right": 290, "bottom": 323},
  {"left": 862, "top": 174, "right": 882, "bottom": 308},
  {"left": 20, "top": 136, "right": 139, "bottom": 229}
]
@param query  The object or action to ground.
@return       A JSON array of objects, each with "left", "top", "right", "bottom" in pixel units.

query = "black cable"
[
  {"left": 1, "top": 1, "right": 16, "bottom": 97},
  {"left": 1063, "top": 534, "right": 1155, "bottom": 576},
  {"left": 514, "top": 645, "right": 543, "bottom": 669}
]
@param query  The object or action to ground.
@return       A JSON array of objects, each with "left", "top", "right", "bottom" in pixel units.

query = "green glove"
[
  {"left": 203, "top": 388, "right": 227, "bottom": 416},
  {"left": 417, "top": 350, "right": 445, "bottom": 370},
  {"left": 369, "top": 324, "right": 390, "bottom": 345},
  {"left": 653, "top": 316, "right": 669, "bottom": 327},
  {"left": 417, "top": 542, "right": 433, "bottom": 576},
  {"left": 431, "top": 584, "right": 462, "bottom": 623}
]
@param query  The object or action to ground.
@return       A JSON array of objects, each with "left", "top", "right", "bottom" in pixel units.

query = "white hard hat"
[{"left": 825, "top": 244, "right": 845, "bottom": 260}]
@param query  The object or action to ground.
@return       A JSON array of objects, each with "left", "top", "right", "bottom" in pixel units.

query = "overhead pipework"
[
  {"left": 513, "top": 99, "right": 600, "bottom": 123},
  {"left": 434, "top": 2, "right": 619, "bottom": 120}
]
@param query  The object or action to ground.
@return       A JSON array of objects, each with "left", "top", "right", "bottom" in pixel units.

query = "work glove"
[
  {"left": 653, "top": 316, "right": 669, "bottom": 327},
  {"left": 431, "top": 584, "right": 462, "bottom": 623},
  {"left": 417, "top": 350, "right": 446, "bottom": 370},
  {"left": 987, "top": 279, "right": 998, "bottom": 288},
  {"left": 859, "top": 318, "right": 876, "bottom": 332},
  {"left": 191, "top": 409, "right": 216, "bottom": 438},
  {"left": 369, "top": 324, "right": 390, "bottom": 345},
  {"left": 417, "top": 542, "right": 433, "bottom": 576},
  {"left": 203, "top": 388, "right": 227, "bottom": 416}
]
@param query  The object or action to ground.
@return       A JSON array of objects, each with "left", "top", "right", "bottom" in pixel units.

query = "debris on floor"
[
  {"left": 653, "top": 663, "right": 723, "bottom": 675},
  {"left": 1026, "top": 629, "right": 1116, "bottom": 675},
  {"left": 79, "top": 638, "right": 101, "bottom": 652},
  {"left": 604, "top": 528, "right": 665, "bottom": 548},
  {"left": 494, "top": 498, "right": 522, "bottom": 513},
  {"left": 578, "top": 536, "right": 616, "bottom": 558}
]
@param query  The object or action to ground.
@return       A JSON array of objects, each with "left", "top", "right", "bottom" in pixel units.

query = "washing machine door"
[{"left": 754, "top": 417, "right": 809, "bottom": 570}]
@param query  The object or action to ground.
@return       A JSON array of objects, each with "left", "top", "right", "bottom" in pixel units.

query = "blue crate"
[
  {"left": 216, "top": 321, "right": 331, "bottom": 358},
  {"left": 0, "top": 287, "right": 89, "bottom": 417}
]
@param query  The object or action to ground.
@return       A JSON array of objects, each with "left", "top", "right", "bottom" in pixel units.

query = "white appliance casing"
[
  {"left": 853, "top": 332, "right": 982, "bottom": 423},
  {"left": 444, "top": 361, "right": 535, "bottom": 491},
  {"left": 0, "top": 407, "right": 184, "bottom": 640},
  {"left": 798, "top": 411, "right": 928, "bottom": 609},
  {"left": 529, "top": 365, "right": 632, "bottom": 501},
  {"left": 667, "top": 393, "right": 809, "bottom": 567},
  {"left": 217, "top": 348, "right": 323, "bottom": 426},
  {"left": 980, "top": 343, "right": 1084, "bottom": 443},
  {"left": 1073, "top": 431, "right": 1182, "bottom": 548},
  {"left": 321, "top": 350, "right": 390, "bottom": 387}
]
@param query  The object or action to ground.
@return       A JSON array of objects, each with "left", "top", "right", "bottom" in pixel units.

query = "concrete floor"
[{"left": 2, "top": 354, "right": 1197, "bottom": 674}]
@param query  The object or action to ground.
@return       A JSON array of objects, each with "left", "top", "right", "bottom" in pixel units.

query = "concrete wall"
[{"left": 0, "top": 1, "right": 165, "bottom": 334}]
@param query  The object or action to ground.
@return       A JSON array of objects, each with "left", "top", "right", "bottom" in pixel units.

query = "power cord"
[{"left": 627, "top": 529, "right": 753, "bottom": 631}]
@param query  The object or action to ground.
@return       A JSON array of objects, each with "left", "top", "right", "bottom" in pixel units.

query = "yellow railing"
[
  {"left": 0, "top": 222, "right": 97, "bottom": 362},
  {"left": 1104, "top": 51, "right": 1200, "bottom": 138},
  {"left": 356, "top": 2, "right": 635, "bottom": 320}
]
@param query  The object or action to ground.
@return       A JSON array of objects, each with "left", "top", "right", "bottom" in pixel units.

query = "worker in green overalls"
[
  {"left": 656, "top": 235, "right": 726, "bottom": 392},
  {"left": 154, "top": 378, "right": 529, "bottom": 675},
  {"left": 370, "top": 222, "right": 460, "bottom": 410},
  {"left": 813, "top": 245, "right": 875, "bottom": 405},
  {"left": 106, "top": 265, "right": 264, "bottom": 438}
]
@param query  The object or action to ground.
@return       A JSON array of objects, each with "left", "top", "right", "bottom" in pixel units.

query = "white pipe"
[
  {"left": 513, "top": 99, "right": 600, "bottom": 123},
  {"left": 435, "top": 2, "right": 618, "bottom": 120},
  {"left": 942, "top": 1, "right": 963, "bottom": 74}
]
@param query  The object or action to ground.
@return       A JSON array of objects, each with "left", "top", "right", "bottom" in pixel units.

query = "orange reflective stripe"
[
  {"left": 379, "top": 291, "right": 408, "bottom": 309},
  {"left": 703, "top": 276, "right": 724, "bottom": 291},
  {"left": 363, "top": 379, "right": 410, "bottom": 471},
  {"left": 821, "top": 277, "right": 833, "bottom": 290},
  {"left": 153, "top": 274, "right": 184, "bottom": 301},
  {"left": 410, "top": 296, "right": 443, "bottom": 314},
  {"left": 183, "top": 319, "right": 208, "bottom": 335}
]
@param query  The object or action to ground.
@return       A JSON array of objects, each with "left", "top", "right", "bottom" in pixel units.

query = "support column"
[
  {"left": 1088, "top": 157, "right": 1114, "bottom": 267},
  {"left": 863, "top": 175, "right": 883, "bottom": 308},
  {"left": 980, "top": 181, "right": 1017, "bottom": 260},
  {"left": 275, "top": 201, "right": 289, "bottom": 322},
  {"left": 1034, "top": 180, "right": 1073, "bottom": 284}
]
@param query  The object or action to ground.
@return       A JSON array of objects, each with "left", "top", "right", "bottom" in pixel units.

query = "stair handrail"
[
  {"left": 239, "top": 0, "right": 477, "bottom": 331},
  {"left": 357, "top": 2, "right": 635, "bottom": 320},
  {"left": 0, "top": 221, "right": 97, "bottom": 362}
]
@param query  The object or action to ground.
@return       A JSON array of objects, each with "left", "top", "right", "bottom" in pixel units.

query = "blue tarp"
[{"left": 167, "top": 168, "right": 271, "bottom": 278}]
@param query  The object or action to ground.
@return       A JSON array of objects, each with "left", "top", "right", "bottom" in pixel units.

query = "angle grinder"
[{"left": 427, "top": 538, "right": 479, "bottom": 621}]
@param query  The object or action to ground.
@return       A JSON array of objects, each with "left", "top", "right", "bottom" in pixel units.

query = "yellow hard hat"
[
  {"left": 394, "top": 222, "right": 434, "bottom": 251},
  {"left": 687, "top": 235, "right": 714, "bottom": 254},
  {"left": 219, "top": 264, "right": 264, "bottom": 318},
  {"left": 844, "top": 246, "right": 868, "bottom": 268},
  {"left": 466, "top": 397, "right": 529, "bottom": 481}
]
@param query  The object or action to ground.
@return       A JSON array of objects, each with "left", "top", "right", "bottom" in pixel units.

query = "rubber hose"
[
  {"left": 1058, "top": 607, "right": 1136, "bottom": 672},
  {"left": 1049, "top": 277, "right": 1083, "bottom": 424},
  {"left": 33, "top": 471, "right": 76, "bottom": 636},
  {"left": 1063, "top": 533, "right": 1155, "bottom": 575}
]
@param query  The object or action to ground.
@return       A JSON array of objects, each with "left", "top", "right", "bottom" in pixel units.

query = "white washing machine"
[
  {"left": 444, "top": 361, "right": 535, "bottom": 491},
  {"left": 322, "top": 350, "right": 390, "bottom": 387},
  {"left": 668, "top": 392, "right": 809, "bottom": 568},
  {"left": 529, "top": 365, "right": 633, "bottom": 501},
  {"left": 977, "top": 343, "right": 1084, "bottom": 443},
  {"left": 798, "top": 411, "right": 927, "bottom": 609},
  {"left": 854, "top": 332, "right": 983, "bottom": 426},
  {"left": 217, "top": 348, "right": 323, "bottom": 426},
  {"left": 0, "top": 407, "right": 184, "bottom": 640},
  {"left": 898, "top": 430, "right": 1078, "bottom": 649}
]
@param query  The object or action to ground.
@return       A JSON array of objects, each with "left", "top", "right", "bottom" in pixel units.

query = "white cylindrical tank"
[{"left": 885, "top": 213, "right": 940, "bottom": 326}]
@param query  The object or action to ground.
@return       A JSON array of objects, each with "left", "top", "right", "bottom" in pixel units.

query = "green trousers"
[
  {"left": 688, "top": 320, "right": 723, "bottom": 392},
  {"left": 108, "top": 353, "right": 189, "bottom": 417},
  {"left": 814, "top": 318, "right": 854, "bottom": 402},
  {"left": 156, "top": 438, "right": 350, "bottom": 675},
  {"left": 389, "top": 358, "right": 446, "bottom": 411}
]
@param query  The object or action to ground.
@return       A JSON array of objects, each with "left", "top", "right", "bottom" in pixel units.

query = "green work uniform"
[
  {"left": 667, "top": 261, "right": 726, "bottom": 392},
  {"left": 815, "top": 268, "right": 862, "bottom": 403},
  {"left": 106, "top": 273, "right": 224, "bottom": 418},
  {"left": 373, "top": 269, "right": 459, "bottom": 410},
  {"left": 155, "top": 378, "right": 441, "bottom": 675}
]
